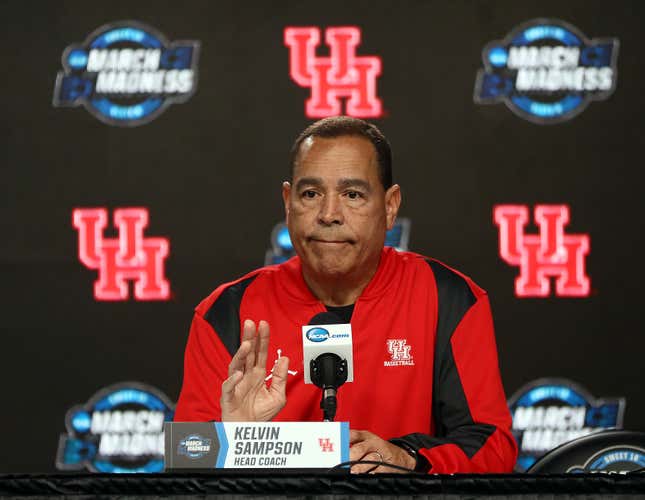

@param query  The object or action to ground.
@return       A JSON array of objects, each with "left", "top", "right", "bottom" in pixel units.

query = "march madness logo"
[
  {"left": 508, "top": 378, "right": 625, "bottom": 472},
  {"left": 178, "top": 435, "right": 212, "bottom": 459},
  {"left": 284, "top": 26, "right": 382, "bottom": 118},
  {"left": 73, "top": 207, "right": 170, "bottom": 301},
  {"left": 265, "top": 218, "right": 410, "bottom": 265},
  {"left": 56, "top": 382, "right": 175, "bottom": 473},
  {"left": 53, "top": 21, "right": 199, "bottom": 126},
  {"left": 494, "top": 205, "right": 590, "bottom": 298},
  {"left": 474, "top": 19, "right": 618, "bottom": 124}
]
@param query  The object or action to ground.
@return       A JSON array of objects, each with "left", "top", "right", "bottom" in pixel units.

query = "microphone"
[{"left": 302, "top": 312, "right": 354, "bottom": 422}]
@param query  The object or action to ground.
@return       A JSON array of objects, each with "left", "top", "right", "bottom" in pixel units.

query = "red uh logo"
[
  {"left": 72, "top": 208, "right": 170, "bottom": 301},
  {"left": 284, "top": 26, "right": 382, "bottom": 118},
  {"left": 494, "top": 205, "right": 590, "bottom": 298},
  {"left": 318, "top": 438, "right": 334, "bottom": 452}
]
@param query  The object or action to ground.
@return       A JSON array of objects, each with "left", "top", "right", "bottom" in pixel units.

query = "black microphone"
[{"left": 303, "top": 312, "right": 352, "bottom": 422}]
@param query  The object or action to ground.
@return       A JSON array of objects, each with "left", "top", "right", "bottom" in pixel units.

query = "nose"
[{"left": 318, "top": 194, "right": 343, "bottom": 226}]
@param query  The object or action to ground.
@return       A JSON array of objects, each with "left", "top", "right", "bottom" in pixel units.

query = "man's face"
[{"left": 282, "top": 135, "right": 400, "bottom": 280}]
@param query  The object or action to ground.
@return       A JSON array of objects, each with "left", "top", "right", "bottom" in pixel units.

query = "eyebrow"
[{"left": 295, "top": 177, "right": 372, "bottom": 193}]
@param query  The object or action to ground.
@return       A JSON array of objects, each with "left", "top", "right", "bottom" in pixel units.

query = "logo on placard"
[
  {"left": 284, "top": 26, "right": 382, "bottom": 118},
  {"left": 53, "top": 21, "right": 199, "bottom": 126},
  {"left": 178, "top": 435, "right": 212, "bottom": 459},
  {"left": 306, "top": 327, "right": 330, "bottom": 343},
  {"left": 319, "top": 438, "right": 334, "bottom": 452},
  {"left": 56, "top": 382, "right": 175, "bottom": 473},
  {"left": 73, "top": 207, "right": 170, "bottom": 301},
  {"left": 384, "top": 339, "right": 414, "bottom": 367},
  {"left": 508, "top": 378, "right": 625, "bottom": 472},
  {"left": 474, "top": 19, "right": 618, "bottom": 123},
  {"left": 494, "top": 205, "right": 590, "bottom": 298},
  {"left": 568, "top": 446, "right": 645, "bottom": 473},
  {"left": 265, "top": 218, "right": 410, "bottom": 265}
]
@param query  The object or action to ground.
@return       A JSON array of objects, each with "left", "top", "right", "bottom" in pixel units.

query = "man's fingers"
[
  {"left": 229, "top": 318, "right": 258, "bottom": 377},
  {"left": 268, "top": 356, "right": 289, "bottom": 397},
  {"left": 349, "top": 440, "right": 369, "bottom": 462},
  {"left": 350, "top": 429, "right": 369, "bottom": 444},
  {"left": 242, "top": 319, "right": 256, "bottom": 341},
  {"left": 244, "top": 340, "right": 256, "bottom": 373},
  {"left": 242, "top": 319, "right": 258, "bottom": 372},
  {"left": 228, "top": 340, "right": 251, "bottom": 377},
  {"left": 350, "top": 449, "right": 383, "bottom": 474},
  {"left": 256, "top": 320, "right": 270, "bottom": 369},
  {"left": 221, "top": 370, "right": 243, "bottom": 404}
]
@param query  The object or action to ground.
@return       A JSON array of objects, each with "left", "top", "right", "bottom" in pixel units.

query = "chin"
[{"left": 312, "top": 258, "right": 354, "bottom": 278}]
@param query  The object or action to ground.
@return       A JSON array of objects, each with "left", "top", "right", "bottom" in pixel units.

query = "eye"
[
  {"left": 302, "top": 190, "right": 318, "bottom": 199},
  {"left": 346, "top": 191, "right": 363, "bottom": 200}
]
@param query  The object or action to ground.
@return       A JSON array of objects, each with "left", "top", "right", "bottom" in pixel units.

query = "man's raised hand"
[{"left": 221, "top": 319, "right": 289, "bottom": 421}]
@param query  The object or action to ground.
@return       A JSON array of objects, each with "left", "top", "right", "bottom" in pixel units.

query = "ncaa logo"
[
  {"left": 474, "top": 19, "right": 618, "bottom": 124},
  {"left": 53, "top": 21, "right": 200, "bottom": 126},
  {"left": 306, "top": 327, "right": 330, "bottom": 342}
]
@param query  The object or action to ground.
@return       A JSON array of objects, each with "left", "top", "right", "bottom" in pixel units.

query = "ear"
[
  {"left": 384, "top": 184, "right": 401, "bottom": 230},
  {"left": 282, "top": 181, "right": 292, "bottom": 222}
]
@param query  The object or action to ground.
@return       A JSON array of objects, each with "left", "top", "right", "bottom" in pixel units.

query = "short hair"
[{"left": 289, "top": 116, "right": 393, "bottom": 189}]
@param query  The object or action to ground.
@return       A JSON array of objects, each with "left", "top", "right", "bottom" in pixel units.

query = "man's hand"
[
  {"left": 221, "top": 319, "right": 289, "bottom": 421},
  {"left": 350, "top": 430, "right": 417, "bottom": 473}
]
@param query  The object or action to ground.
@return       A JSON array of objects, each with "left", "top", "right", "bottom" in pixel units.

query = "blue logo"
[
  {"left": 508, "top": 378, "right": 625, "bottom": 472},
  {"left": 53, "top": 21, "right": 200, "bottom": 126},
  {"left": 178, "top": 434, "right": 212, "bottom": 459},
  {"left": 56, "top": 382, "right": 175, "bottom": 473},
  {"left": 265, "top": 218, "right": 411, "bottom": 265},
  {"left": 568, "top": 446, "right": 645, "bottom": 473},
  {"left": 306, "top": 327, "right": 330, "bottom": 342},
  {"left": 474, "top": 19, "right": 618, "bottom": 124}
]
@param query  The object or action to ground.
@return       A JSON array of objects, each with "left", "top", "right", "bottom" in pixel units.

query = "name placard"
[{"left": 165, "top": 421, "right": 349, "bottom": 470}]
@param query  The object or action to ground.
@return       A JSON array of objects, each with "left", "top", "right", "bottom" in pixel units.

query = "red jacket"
[{"left": 175, "top": 248, "right": 518, "bottom": 472}]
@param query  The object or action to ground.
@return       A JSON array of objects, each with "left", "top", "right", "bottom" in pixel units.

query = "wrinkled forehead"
[{"left": 292, "top": 135, "right": 379, "bottom": 180}]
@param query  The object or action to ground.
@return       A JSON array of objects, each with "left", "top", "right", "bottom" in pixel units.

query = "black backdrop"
[{"left": 2, "top": 0, "right": 644, "bottom": 472}]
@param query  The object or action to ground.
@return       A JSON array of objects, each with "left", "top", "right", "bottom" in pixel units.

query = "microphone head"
[
  {"left": 302, "top": 313, "right": 354, "bottom": 385},
  {"left": 308, "top": 312, "right": 344, "bottom": 325}
]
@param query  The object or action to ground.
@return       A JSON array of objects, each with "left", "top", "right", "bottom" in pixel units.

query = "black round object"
[{"left": 527, "top": 430, "right": 645, "bottom": 473}]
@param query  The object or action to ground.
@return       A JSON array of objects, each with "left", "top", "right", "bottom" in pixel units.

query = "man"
[{"left": 175, "top": 116, "right": 517, "bottom": 473}]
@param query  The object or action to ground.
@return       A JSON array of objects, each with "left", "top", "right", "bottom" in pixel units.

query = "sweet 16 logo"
[
  {"left": 494, "top": 205, "right": 590, "bottom": 298},
  {"left": 53, "top": 21, "right": 199, "bottom": 126},
  {"left": 474, "top": 19, "right": 618, "bottom": 124},
  {"left": 284, "top": 26, "right": 382, "bottom": 118},
  {"left": 73, "top": 207, "right": 170, "bottom": 301}
]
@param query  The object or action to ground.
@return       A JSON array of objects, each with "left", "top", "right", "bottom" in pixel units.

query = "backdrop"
[{"left": 2, "top": 0, "right": 643, "bottom": 472}]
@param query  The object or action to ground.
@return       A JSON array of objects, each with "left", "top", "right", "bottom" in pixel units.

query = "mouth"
[{"left": 308, "top": 237, "right": 353, "bottom": 245}]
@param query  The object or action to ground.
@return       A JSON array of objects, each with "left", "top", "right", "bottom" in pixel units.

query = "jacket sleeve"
[
  {"left": 174, "top": 274, "right": 258, "bottom": 422},
  {"left": 173, "top": 312, "right": 231, "bottom": 422},
  {"left": 391, "top": 262, "right": 518, "bottom": 473}
]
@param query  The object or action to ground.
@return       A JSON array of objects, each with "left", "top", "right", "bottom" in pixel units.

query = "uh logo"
[
  {"left": 284, "top": 26, "right": 382, "bottom": 118},
  {"left": 72, "top": 208, "right": 170, "bottom": 301},
  {"left": 494, "top": 205, "right": 590, "bottom": 297}
]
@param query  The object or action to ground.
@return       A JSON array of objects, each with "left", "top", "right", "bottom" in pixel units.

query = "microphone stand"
[{"left": 310, "top": 353, "right": 348, "bottom": 421}]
